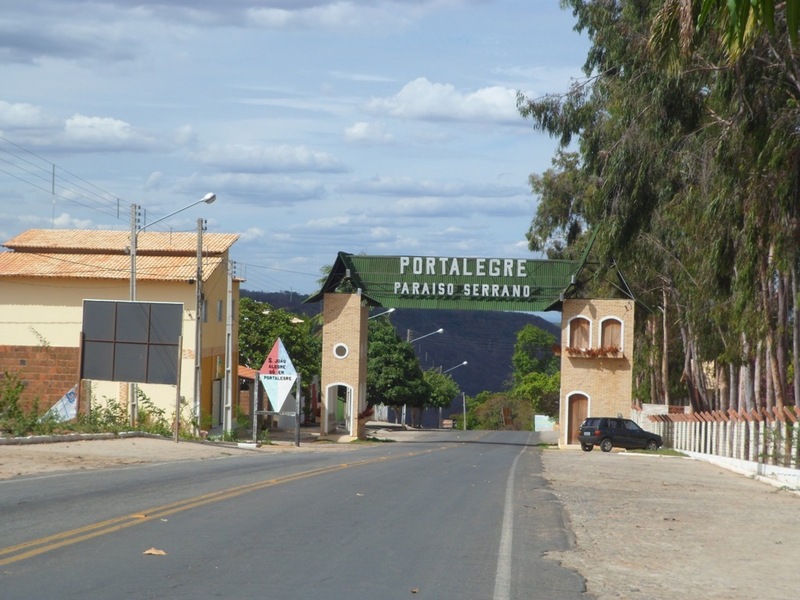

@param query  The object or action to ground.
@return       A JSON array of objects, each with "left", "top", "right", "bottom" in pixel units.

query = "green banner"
[{"left": 308, "top": 252, "right": 586, "bottom": 312}]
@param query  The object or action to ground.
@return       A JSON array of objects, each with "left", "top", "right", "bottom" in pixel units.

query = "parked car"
[{"left": 578, "top": 417, "right": 662, "bottom": 452}]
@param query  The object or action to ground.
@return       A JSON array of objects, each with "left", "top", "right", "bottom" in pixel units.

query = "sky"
[{"left": 0, "top": 0, "right": 589, "bottom": 295}]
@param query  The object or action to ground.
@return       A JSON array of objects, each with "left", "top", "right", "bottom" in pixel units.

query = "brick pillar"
[{"left": 320, "top": 293, "right": 368, "bottom": 437}]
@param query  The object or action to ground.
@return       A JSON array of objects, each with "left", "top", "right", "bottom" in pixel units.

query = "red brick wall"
[{"left": 0, "top": 345, "right": 80, "bottom": 413}]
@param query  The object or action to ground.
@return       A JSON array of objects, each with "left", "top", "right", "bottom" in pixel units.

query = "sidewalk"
[{"left": 540, "top": 449, "right": 800, "bottom": 600}]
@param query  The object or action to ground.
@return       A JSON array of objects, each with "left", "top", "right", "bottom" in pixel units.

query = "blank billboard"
[{"left": 81, "top": 300, "right": 183, "bottom": 385}]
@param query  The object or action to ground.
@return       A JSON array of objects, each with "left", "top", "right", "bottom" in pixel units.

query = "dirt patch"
[
  {"left": 0, "top": 426, "right": 432, "bottom": 480},
  {"left": 540, "top": 449, "right": 800, "bottom": 600},
  {"left": 0, "top": 436, "right": 255, "bottom": 479}
]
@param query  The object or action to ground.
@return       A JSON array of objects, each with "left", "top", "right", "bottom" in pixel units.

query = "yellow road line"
[{"left": 0, "top": 445, "right": 450, "bottom": 566}]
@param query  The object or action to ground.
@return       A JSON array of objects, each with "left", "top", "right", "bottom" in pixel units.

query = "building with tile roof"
[{"left": 0, "top": 228, "right": 240, "bottom": 430}]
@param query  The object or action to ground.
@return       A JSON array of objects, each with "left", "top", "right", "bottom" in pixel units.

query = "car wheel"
[
  {"left": 645, "top": 440, "right": 659, "bottom": 451},
  {"left": 581, "top": 443, "right": 593, "bottom": 452},
  {"left": 600, "top": 438, "right": 613, "bottom": 453}
]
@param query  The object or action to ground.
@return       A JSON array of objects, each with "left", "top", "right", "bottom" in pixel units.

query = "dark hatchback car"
[{"left": 578, "top": 417, "right": 663, "bottom": 452}]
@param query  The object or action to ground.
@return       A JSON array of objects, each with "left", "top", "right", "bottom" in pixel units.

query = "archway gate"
[
  {"left": 306, "top": 252, "right": 588, "bottom": 312},
  {"left": 305, "top": 246, "right": 632, "bottom": 443}
]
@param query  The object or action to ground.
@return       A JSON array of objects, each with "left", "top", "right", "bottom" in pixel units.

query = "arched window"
[
  {"left": 600, "top": 317, "right": 622, "bottom": 350},
  {"left": 569, "top": 316, "right": 591, "bottom": 348}
]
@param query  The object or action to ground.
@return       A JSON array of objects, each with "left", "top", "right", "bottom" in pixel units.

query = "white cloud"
[
  {"left": 144, "top": 171, "right": 166, "bottom": 191},
  {"left": 245, "top": 2, "right": 414, "bottom": 32},
  {"left": 186, "top": 172, "right": 327, "bottom": 202},
  {"left": 366, "top": 77, "right": 520, "bottom": 123},
  {"left": 14, "top": 211, "right": 94, "bottom": 229},
  {"left": 195, "top": 143, "right": 346, "bottom": 174},
  {"left": 343, "top": 121, "right": 394, "bottom": 145},
  {"left": 0, "top": 101, "right": 54, "bottom": 129},
  {"left": 52, "top": 212, "right": 95, "bottom": 229},
  {"left": 337, "top": 176, "right": 525, "bottom": 198},
  {"left": 238, "top": 227, "right": 264, "bottom": 242},
  {"left": 63, "top": 114, "right": 157, "bottom": 151}
]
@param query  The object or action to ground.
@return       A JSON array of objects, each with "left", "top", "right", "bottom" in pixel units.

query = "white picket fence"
[{"left": 632, "top": 405, "right": 800, "bottom": 489}]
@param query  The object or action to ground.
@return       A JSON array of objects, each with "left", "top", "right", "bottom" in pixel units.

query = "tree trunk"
[
  {"left": 741, "top": 334, "right": 754, "bottom": 412},
  {"left": 717, "top": 362, "right": 728, "bottom": 412},
  {"left": 760, "top": 246, "right": 786, "bottom": 411},
  {"left": 661, "top": 288, "right": 670, "bottom": 406},
  {"left": 680, "top": 322, "right": 710, "bottom": 413},
  {"left": 765, "top": 341, "right": 774, "bottom": 412},
  {"left": 793, "top": 266, "right": 799, "bottom": 408},
  {"left": 755, "top": 341, "right": 763, "bottom": 410},
  {"left": 728, "top": 362, "right": 738, "bottom": 413}
]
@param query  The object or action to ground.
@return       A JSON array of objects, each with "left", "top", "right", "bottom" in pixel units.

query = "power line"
[{"left": 0, "top": 135, "right": 128, "bottom": 222}]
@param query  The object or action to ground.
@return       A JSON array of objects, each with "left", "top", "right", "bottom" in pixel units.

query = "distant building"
[{"left": 0, "top": 229, "right": 239, "bottom": 427}]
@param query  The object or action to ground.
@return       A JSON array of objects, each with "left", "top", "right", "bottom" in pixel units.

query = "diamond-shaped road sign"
[{"left": 258, "top": 338, "right": 298, "bottom": 412}]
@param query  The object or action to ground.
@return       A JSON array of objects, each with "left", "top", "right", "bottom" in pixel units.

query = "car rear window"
[{"left": 582, "top": 418, "right": 600, "bottom": 427}]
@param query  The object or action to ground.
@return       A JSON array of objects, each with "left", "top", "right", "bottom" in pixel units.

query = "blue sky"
[{"left": 0, "top": 0, "right": 588, "bottom": 294}]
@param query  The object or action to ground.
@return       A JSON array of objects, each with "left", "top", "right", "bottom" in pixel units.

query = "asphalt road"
[{"left": 0, "top": 431, "right": 589, "bottom": 600}]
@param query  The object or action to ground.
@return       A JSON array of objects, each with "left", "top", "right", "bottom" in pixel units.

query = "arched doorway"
[
  {"left": 325, "top": 383, "right": 353, "bottom": 435},
  {"left": 567, "top": 393, "right": 589, "bottom": 444}
]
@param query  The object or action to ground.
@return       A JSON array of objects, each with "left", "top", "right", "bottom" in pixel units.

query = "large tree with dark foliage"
[
  {"left": 517, "top": 0, "right": 800, "bottom": 413},
  {"left": 367, "top": 317, "right": 430, "bottom": 422}
]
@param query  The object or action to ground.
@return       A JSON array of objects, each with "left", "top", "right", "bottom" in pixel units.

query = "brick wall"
[{"left": 0, "top": 345, "right": 80, "bottom": 412}]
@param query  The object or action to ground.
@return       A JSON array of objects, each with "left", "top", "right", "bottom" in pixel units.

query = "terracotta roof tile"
[
  {"left": 0, "top": 251, "right": 223, "bottom": 282},
  {"left": 3, "top": 229, "right": 238, "bottom": 254}
]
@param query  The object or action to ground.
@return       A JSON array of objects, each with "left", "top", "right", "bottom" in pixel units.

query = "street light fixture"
[
  {"left": 409, "top": 328, "right": 443, "bottom": 343},
  {"left": 368, "top": 307, "right": 396, "bottom": 320},
  {"left": 443, "top": 360, "right": 468, "bottom": 374}
]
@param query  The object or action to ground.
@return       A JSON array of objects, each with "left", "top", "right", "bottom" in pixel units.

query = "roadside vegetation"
[
  {"left": 461, "top": 325, "right": 560, "bottom": 430},
  {"left": 517, "top": 1, "right": 800, "bottom": 416},
  {"left": 0, "top": 371, "right": 191, "bottom": 439}
]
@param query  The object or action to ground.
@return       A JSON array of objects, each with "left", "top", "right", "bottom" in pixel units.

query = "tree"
[
  {"left": 509, "top": 324, "right": 560, "bottom": 418},
  {"left": 423, "top": 369, "right": 461, "bottom": 427},
  {"left": 517, "top": 0, "right": 800, "bottom": 413},
  {"left": 653, "top": 0, "right": 800, "bottom": 60},
  {"left": 469, "top": 391, "right": 532, "bottom": 431},
  {"left": 513, "top": 371, "right": 561, "bottom": 418},
  {"left": 511, "top": 324, "right": 559, "bottom": 378},
  {"left": 238, "top": 297, "right": 321, "bottom": 383},
  {"left": 367, "top": 318, "right": 430, "bottom": 423}
]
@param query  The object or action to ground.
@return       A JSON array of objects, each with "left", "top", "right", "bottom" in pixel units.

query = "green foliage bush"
[{"left": 0, "top": 370, "right": 193, "bottom": 439}]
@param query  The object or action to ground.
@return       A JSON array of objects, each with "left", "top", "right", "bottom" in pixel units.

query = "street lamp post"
[
  {"left": 128, "top": 193, "right": 216, "bottom": 429},
  {"left": 368, "top": 307, "right": 395, "bottom": 320},
  {"left": 438, "top": 361, "right": 467, "bottom": 428},
  {"left": 403, "top": 328, "right": 444, "bottom": 426}
]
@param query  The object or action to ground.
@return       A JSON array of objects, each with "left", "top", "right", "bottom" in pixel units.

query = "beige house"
[
  {"left": 558, "top": 298, "right": 635, "bottom": 447},
  {"left": 0, "top": 229, "right": 240, "bottom": 429}
]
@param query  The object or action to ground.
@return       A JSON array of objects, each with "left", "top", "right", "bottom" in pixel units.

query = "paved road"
[{"left": 0, "top": 431, "right": 589, "bottom": 600}]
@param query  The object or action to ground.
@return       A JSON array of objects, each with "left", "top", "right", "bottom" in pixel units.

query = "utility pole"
[{"left": 194, "top": 218, "right": 205, "bottom": 434}]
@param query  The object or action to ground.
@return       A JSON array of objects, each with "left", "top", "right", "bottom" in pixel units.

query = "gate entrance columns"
[{"left": 320, "top": 292, "right": 368, "bottom": 438}]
